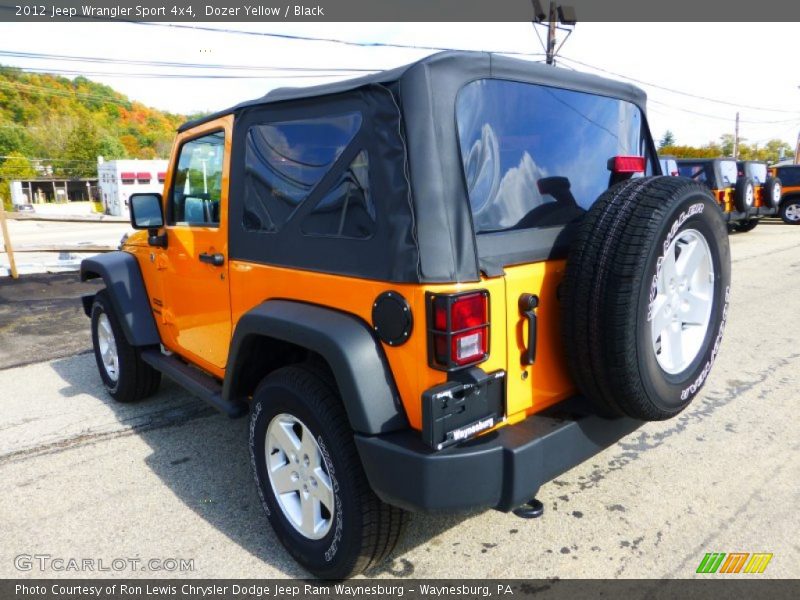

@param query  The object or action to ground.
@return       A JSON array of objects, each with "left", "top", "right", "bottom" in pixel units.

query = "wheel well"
[
  {"left": 781, "top": 194, "right": 800, "bottom": 207},
  {"left": 229, "top": 335, "right": 332, "bottom": 404}
]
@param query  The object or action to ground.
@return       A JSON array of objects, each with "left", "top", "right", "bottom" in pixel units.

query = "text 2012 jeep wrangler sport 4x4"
[{"left": 81, "top": 51, "right": 731, "bottom": 578}]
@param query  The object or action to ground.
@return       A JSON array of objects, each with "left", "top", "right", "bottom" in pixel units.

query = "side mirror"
[{"left": 129, "top": 193, "right": 164, "bottom": 229}]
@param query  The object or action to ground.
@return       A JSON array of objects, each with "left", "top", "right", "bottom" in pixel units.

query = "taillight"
[
  {"left": 608, "top": 155, "right": 646, "bottom": 174},
  {"left": 428, "top": 291, "right": 490, "bottom": 370}
]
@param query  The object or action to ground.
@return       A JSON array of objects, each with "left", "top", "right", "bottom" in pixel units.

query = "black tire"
[
  {"left": 734, "top": 176, "right": 755, "bottom": 213},
  {"left": 763, "top": 176, "right": 782, "bottom": 210},
  {"left": 779, "top": 197, "right": 800, "bottom": 225},
  {"left": 561, "top": 177, "right": 731, "bottom": 421},
  {"left": 90, "top": 290, "right": 161, "bottom": 402},
  {"left": 733, "top": 219, "right": 759, "bottom": 233},
  {"left": 249, "top": 365, "right": 408, "bottom": 579}
]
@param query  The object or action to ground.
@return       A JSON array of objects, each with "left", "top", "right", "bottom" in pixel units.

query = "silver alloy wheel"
[
  {"left": 265, "top": 413, "right": 335, "bottom": 540},
  {"left": 785, "top": 203, "right": 800, "bottom": 222},
  {"left": 96, "top": 313, "right": 119, "bottom": 382},
  {"left": 745, "top": 184, "right": 754, "bottom": 207},
  {"left": 649, "top": 229, "right": 715, "bottom": 375}
]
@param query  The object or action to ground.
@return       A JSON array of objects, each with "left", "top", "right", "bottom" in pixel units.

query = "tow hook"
[{"left": 512, "top": 498, "right": 545, "bottom": 519}]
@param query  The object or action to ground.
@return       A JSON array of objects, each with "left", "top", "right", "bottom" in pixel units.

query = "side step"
[{"left": 141, "top": 349, "right": 248, "bottom": 418}]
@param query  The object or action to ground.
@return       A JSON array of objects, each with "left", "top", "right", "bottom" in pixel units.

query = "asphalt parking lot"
[{"left": 0, "top": 221, "right": 798, "bottom": 579}]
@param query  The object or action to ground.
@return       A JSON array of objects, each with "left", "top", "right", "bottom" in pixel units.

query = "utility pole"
[
  {"left": 546, "top": 1, "right": 558, "bottom": 65},
  {"left": 0, "top": 201, "right": 19, "bottom": 279},
  {"left": 795, "top": 130, "right": 799, "bottom": 165},
  {"left": 733, "top": 112, "right": 740, "bottom": 159},
  {"left": 532, "top": 0, "right": 575, "bottom": 67}
]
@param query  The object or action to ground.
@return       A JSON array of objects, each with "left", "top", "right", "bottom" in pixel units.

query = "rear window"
[
  {"left": 719, "top": 161, "right": 738, "bottom": 187},
  {"left": 456, "top": 79, "right": 649, "bottom": 234},
  {"left": 678, "top": 162, "right": 709, "bottom": 183},
  {"left": 777, "top": 166, "right": 800, "bottom": 186},
  {"left": 740, "top": 162, "right": 767, "bottom": 184},
  {"left": 659, "top": 158, "right": 678, "bottom": 176}
]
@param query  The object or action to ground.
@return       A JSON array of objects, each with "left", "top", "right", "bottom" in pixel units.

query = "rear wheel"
[
  {"left": 561, "top": 177, "right": 731, "bottom": 420},
  {"left": 249, "top": 365, "right": 408, "bottom": 578},
  {"left": 780, "top": 198, "right": 800, "bottom": 224},
  {"left": 734, "top": 177, "right": 755, "bottom": 213},
  {"left": 90, "top": 290, "right": 161, "bottom": 402},
  {"left": 733, "top": 219, "right": 759, "bottom": 233}
]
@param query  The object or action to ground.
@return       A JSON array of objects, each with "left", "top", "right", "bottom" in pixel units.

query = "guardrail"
[{"left": 8, "top": 212, "right": 128, "bottom": 223}]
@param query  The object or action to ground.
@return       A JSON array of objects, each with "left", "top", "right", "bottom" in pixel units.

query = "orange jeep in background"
[
  {"left": 772, "top": 164, "right": 800, "bottom": 224},
  {"left": 80, "top": 51, "right": 731, "bottom": 578}
]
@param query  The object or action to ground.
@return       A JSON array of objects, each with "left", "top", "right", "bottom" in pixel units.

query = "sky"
[{"left": 0, "top": 21, "right": 798, "bottom": 152}]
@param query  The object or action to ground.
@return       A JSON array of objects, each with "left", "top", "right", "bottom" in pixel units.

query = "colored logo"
[{"left": 696, "top": 552, "right": 773, "bottom": 574}]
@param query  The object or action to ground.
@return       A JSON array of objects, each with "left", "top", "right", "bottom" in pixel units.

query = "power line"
[
  {"left": 558, "top": 55, "right": 800, "bottom": 116},
  {"left": 0, "top": 155, "right": 97, "bottom": 163},
  {"left": 647, "top": 98, "right": 800, "bottom": 125},
  {"left": 7, "top": 66, "right": 369, "bottom": 80},
  {"left": 0, "top": 49, "right": 378, "bottom": 73},
  {"left": 0, "top": 78, "right": 133, "bottom": 106},
  {"left": 127, "top": 22, "right": 800, "bottom": 118},
  {"left": 129, "top": 21, "right": 548, "bottom": 58}
]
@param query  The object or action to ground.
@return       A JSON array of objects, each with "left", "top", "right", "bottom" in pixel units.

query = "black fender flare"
[
  {"left": 223, "top": 300, "right": 407, "bottom": 435},
  {"left": 80, "top": 251, "right": 160, "bottom": 347}
]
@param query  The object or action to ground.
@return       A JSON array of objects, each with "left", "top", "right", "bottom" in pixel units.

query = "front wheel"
[
  {"left": 90, "top": 290, "right": 161, "bottom": 402},
  {"left": 249, "top": 366, "right": 408, "bottom": 578},
  {"left": 780, "top": 199, "right": 800, "bottom": 224}
]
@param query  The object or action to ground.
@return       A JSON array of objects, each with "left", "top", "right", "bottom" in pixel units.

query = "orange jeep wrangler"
[
  {"left": 81, "top": 51, "right": 731, "bottom": 578},
  {"left": 771, "top": 164, "right": 800, "bottom": 224}
]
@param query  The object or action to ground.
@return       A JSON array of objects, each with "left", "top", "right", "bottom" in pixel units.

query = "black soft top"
[
  {"left": 676, "top": 158, "right": 738, "bottom": 190},
  {"left": 191, "top": 51, "right": 651, "bottom": 283},
  {"left": 179, "top": 50, "right": 647, "bottom": 132}
]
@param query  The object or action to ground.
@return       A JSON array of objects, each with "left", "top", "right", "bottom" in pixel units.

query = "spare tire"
[
  {"left": 561, "top": 177, "right": 731, "bottom": 421},
  {"left": 763, "top": 176, "right": 782, "bottom": 210},
  {"left": 734, "top": 176, "right": 755, "bottom": 212}
]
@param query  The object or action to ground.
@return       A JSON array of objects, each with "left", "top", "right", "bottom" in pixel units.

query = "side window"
[
  {"left": 169, "top": 131, "right": 225, "bottom": 226},
  {"left": 242, "top": 113, "right": 362, "bottom": 233},
  {"left": 778, "top": 168, "right": 800, "bottom": 186},
  {"left": 301, "top": 150, "right": 375, "bottom": 239}
]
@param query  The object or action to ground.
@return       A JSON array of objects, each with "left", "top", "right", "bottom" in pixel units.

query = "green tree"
[
  {"left": 719, "top": 134, "right": 741, "bottom": 158},
  {"left": 0, "top": 152, "right": 36, "bottom": 210},
  {"left": 0, "top": 124, "right": 35, "bottom": 157},
  {"left": 59, "top": 122, "right": 124, "bottom": 178},
  {"left": 738, "top": 139, "right": 792, "bottom": 164},
  {"left": 658, "top": 130, "right": 676, "bottom": 150}
]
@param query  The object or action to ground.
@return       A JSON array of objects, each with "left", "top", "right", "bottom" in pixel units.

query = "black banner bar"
[
  {"left": 1, "top": 0, "right": 800, "bottom": 22},
  {"left": 2, "top": 580, "right": 800, "bottom": 600}
]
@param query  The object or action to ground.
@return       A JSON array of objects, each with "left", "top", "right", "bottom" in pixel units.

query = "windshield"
[{"left": 455, "top": 79, "right": 649, "bottom": 234}]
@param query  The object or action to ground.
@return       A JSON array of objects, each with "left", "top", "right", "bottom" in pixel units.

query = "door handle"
[
  {"left": 199, "top": 252, "right": 225, "bottom": 267},
  {"left": 519, "top": 293, "right": 539, "bottom": 366}
]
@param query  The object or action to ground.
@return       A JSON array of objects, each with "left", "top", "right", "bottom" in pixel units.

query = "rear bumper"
[
  {"left": 354, "top": 398, "right": 642, "bottom": 512},
  {"left": 723, "top": 206, "right": 777, "bottom": 222}
]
